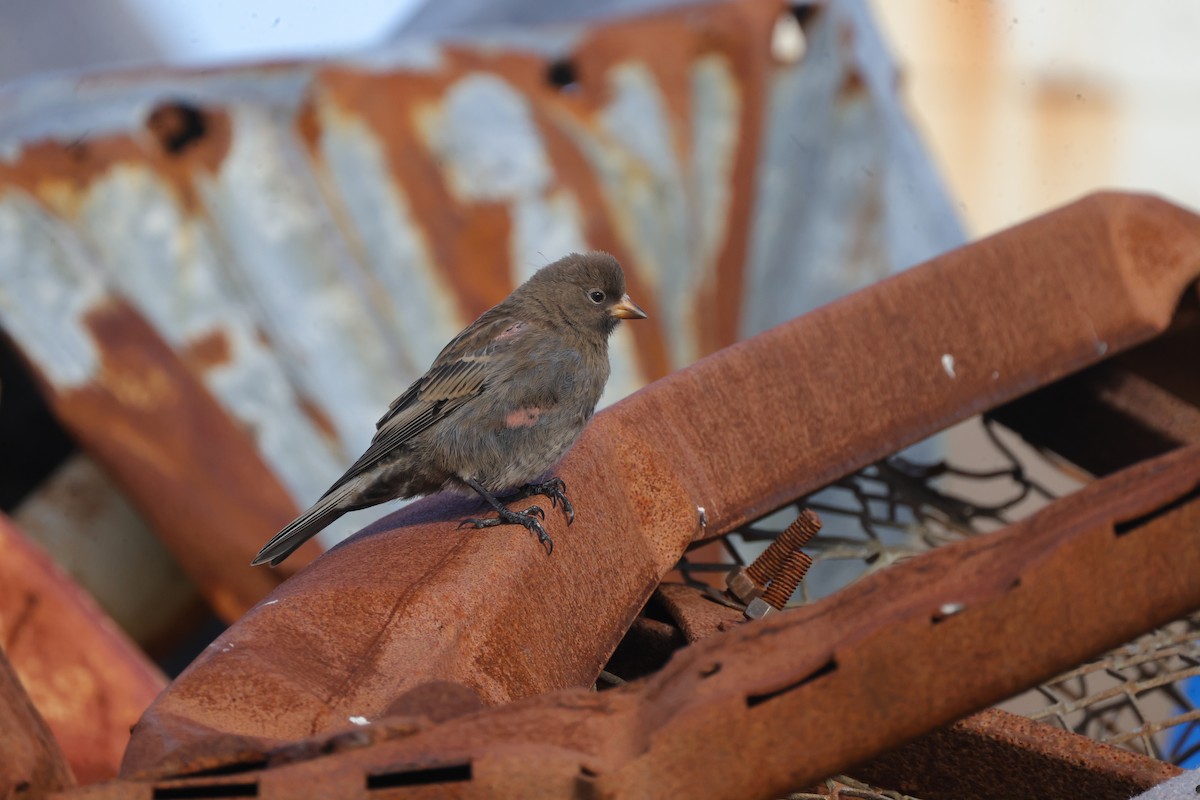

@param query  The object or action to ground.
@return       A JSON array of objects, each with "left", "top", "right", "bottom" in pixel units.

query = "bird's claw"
[
  {"left": 458, "top": 505, "right": 554, "bottom": 554},
  {"left": 523, "top": 478, "right": 575, "bottom": 526}
]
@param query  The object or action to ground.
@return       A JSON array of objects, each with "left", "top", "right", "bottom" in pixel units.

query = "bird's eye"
[{"left": 588, "top": 289, "right": 606, "bottom": 304}]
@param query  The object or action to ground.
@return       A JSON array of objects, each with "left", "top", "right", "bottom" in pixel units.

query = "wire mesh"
[
  {"left": 670, "top": 416, "right": 1199, "bottom": 769},
  {"left": 786, "top": 775, "right": 926, "bottom": 800}
]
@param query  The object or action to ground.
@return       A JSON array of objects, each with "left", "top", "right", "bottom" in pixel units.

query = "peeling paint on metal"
[
  {"left": 71, "top": 163, "right": 346, "bottom": 508},
  {"left": 689, "top": 53, "right": 740, "bottom": 337},
  {"left": 416, "top": 72, "right": 590, "bottom": 283},
  {"left": 0, "top": 192, "right": 104, "bottom": 387},
  {"left": 423, "top": 73, "right": 553, "bottom": 203},
  {"left": 313, "top": 104, "right": 465, "bottom": 374},
  {"left": 742, "top": 1, "right": 964, "bottom": 338},
  {"left": 202, "top": 106, "right": 396, "bottom": 461},
  {"left": 597, "top": 63, "right": 694, "bottom": 368}
]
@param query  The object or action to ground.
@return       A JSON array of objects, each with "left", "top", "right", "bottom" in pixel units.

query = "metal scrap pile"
[{"left": 1, "top": 1, "right": 1197, "bottom": 798}]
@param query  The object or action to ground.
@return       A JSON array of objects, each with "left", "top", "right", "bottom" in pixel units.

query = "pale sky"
[{"left": 124, "top": 0, "right": 423, "bottom": 64}]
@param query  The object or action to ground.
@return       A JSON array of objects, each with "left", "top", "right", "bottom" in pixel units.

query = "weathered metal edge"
[
  {"left": 78, "top": 439, "right": 1200, "bottom": 798},
  {"left": 0, "top": 513, "right": 165, "bottom": 783},
  {"left": 855, "top": 707, "right": 1183, "bottom": 800}
]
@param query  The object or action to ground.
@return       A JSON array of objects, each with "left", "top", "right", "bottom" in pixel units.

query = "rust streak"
[
  {"left": 41, "top": 300, "right": 318, "bottom": 622},
  {"left": 0, "top": 514, "right": 163, "bottom": 784},
  {"left": 0, "top": 106, "right": 231, "bottom": 214},
  {"left": 310, "top": 63, "right": 515, "bottom": 322},
  {"left": 182, "top": 329, "right": 233, "bottom": 373}
]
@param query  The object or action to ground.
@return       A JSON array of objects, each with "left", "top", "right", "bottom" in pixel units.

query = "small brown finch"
[{"left": 252, "top": 252, "right": 646, "bottom": 566}]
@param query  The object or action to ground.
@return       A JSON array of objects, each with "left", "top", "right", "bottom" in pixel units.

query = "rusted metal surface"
[
  {"left": 68, "top": 440, "right": 1200, "bottom": 798},
  {"left": 0, "top": 513, "right": 165, "bottom": 784},
  {"left": 0, "top": 646, "right": 73, "bottom": 799},
  {"left": 656, "top": 583, "right": 745, "bottom": 643},
  {"left": 11, "top": 296, "right": 319, "bottom": 620},
  {"left": 856, "top": 708, "right": 1182, "bottom": 800},
  {"left": 665, "top": 517, "right": 1183, "bottom": 798},
  {"left": 993, "top": 294, "right": 1200, "bottom": 477},
  {"left": 0, "top": 0, "right": 961, "bottom": 621},
  {"left": 116, "top": 192, "right": 1200, "bottom": 777}
]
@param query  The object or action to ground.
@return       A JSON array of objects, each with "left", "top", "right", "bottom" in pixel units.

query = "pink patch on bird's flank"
[
  {"left": 495, "top": 321, "right": 528, "bottom": 341},
  {"left": 505, "top": 407, "right": 542, "bottom": 428}
]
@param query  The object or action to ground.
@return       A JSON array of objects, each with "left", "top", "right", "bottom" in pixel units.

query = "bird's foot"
[
  {"left": 509, "top": 477, "right": 574, "bottom": 525},
  {"left": 459, "top": 505, "right": 554, "bottom": 554}
]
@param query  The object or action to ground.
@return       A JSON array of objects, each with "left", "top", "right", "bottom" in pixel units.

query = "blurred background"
[
  {"left": 1, "top": 0, "right": 1198, "bottom": 788},
  {"left": 4, "top": 0, "right": 1199, "bottom": 236}
]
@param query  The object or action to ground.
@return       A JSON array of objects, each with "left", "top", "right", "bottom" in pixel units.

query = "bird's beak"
[{"left": 610, "top": 294, "right": 648, "bottom": 320}]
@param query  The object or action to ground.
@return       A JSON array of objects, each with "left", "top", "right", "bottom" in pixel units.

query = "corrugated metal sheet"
[{"left": 0, "top": 0, "right": 963, "bottom": 623}]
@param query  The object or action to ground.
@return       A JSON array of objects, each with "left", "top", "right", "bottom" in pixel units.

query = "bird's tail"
[{"left": 251, "top": 484, "right": 353, "bottom": 567}]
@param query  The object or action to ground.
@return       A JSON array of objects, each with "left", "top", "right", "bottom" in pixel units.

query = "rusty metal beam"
[
  {"left": 75, "top": 440, "right": 1200, "bottom": 798},
  {"left": 0, "top": 513, "right": 165, "bottom": 783},
  {"left": 655, "top": 551, "right": 1185, "bottom": 800},
  {"left": 0, "top": 645, "right": 73, "bottom": 798},
  {"left": 993, "top": 294, "right": 1200, "bottom": 476},
  {"left": 855, "top": 708, "right": 1182, "bottom": 800},
  {"left": 118, "top": 192, "right": 1200, "bottom": 777}
]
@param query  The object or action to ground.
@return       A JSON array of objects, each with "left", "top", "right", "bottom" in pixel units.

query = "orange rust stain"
[
  {"left": 552, "top": 1, "right": 777, "bottom": 358},
  {"left": 182, "top": 329, "right": 233, "bottom": 372},
  {"left": 0, "top": 105, "right": 231, "bottom": 215},
  {"left": 307, "top": 64, "right": 516, "bottom": 322},
  {"left": 0, "top": 515, "right": 165, "bottom": 783},
  {"left": 41, "top": 300, "right": 316, "bottom": 619},
  {"left": 305, "top": 46, "right": 681, "bottom": 378},
  {"left": 838, "top": 67, "right": 868, "bottom": 101},
  {"left": 296, "top": 0, "right": 777, "bottom": 373},
  {"left": 569, "top": 13, "right": 696, "bottom": 166},
  {"left": 294, "top": 96, "right": 323, "bottom": 154}
]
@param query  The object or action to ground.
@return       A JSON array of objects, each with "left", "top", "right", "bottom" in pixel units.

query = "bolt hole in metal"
[
  {"left": 146, "top": 101, "right": 208, "bottom": 154},
  {"left": 745, "top": 657, "right": 839, "bottom": 709},
  {"left": 151, "top": 783, "right": 258, "bottom": 799},
  {"left": 1113, "top": 483, "right": 1200, "bottom": 537},
  {"left": 546, "top": 58, "right": 579, "bottom": 91},
  {"left": 365, "top": 761, "right": 472, "bottom": 790}
]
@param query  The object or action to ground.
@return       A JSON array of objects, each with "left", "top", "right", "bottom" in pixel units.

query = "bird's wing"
[{"left": 321, "top": 312, "right": 531, "bottom": 496}]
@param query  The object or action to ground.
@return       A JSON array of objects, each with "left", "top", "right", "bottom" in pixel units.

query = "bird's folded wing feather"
[{"left": 319, "top": 313, "right": 529, "bottom": 497}]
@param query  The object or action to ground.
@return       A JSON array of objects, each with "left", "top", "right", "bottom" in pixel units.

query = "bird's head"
[{"left": 522, "top": 252, "right": 647, "bottom": 337}]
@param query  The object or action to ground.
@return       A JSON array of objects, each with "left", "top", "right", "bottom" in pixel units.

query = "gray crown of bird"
[{"left": 252, "top": 252, "right": 647, "bottom": 566}]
